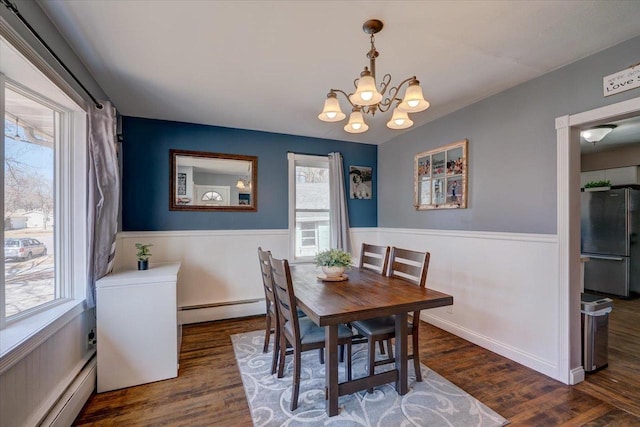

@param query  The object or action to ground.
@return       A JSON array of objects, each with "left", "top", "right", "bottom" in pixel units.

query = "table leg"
[
  {"left": 394, "top": 312, "right": 408, "bottom": 394},
  {"left": 325, "top": 324, "right": 339, "bottom": 416}
]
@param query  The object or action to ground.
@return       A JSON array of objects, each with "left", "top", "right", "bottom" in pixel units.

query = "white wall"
[{"left": 114, "top": 227, "right": 562, "bottom": 380}]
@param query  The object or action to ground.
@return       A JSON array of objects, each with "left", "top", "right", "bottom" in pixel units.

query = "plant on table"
[
  {"left": 135, "top": 243, "right": 153, "bottom": 270},
  {"left": 315, "top": 248, "right": 352, "bottom": 278}
]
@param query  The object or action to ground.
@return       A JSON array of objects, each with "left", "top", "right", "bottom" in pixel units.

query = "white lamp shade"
[
  {"left": 318, "top": 95, "right": 346, "bottom": 122},
  {"left": 386, "top": 108, "right": 414, "bottom": 130},
  {"left": 581, "top": 126, "right": 615, "bottom": 143},
  {"left": 349, "top": 74, "right": 383, "bottom": 106},
  {"left": 344, "top": 110, "right": 369, "bottom": 133},
  {"left": 398, "top": 82, "right": 430, "bottom": 113}
]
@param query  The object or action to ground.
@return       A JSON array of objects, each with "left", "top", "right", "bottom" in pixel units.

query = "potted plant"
[
  {"left": 135, "top": 243, "right": 153, "bottom": 270},
  {"left": 314, "top": 248, "right": 352, "bottom": 278},
  {"left": 584, "top": 180, "right": 611, "bottom": 192}
]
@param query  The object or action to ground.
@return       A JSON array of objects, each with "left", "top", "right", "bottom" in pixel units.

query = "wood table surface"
[{"left": 290, "top": 264, "right": 454, "bottom": 417}]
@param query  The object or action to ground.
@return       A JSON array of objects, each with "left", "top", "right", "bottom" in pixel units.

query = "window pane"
[
  {"left": 295, "top": 166, "right": 329, "bottom": 210},
  {"left": 295, "top": 211, "right": 329, "bottom": 258},
  {"left": 4, "top": 88, "right": 56, "bottom": 317}
]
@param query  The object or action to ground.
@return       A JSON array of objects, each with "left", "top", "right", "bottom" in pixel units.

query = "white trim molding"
[{"left": 555, "top": 95, "right": 640, "bottom": 385}]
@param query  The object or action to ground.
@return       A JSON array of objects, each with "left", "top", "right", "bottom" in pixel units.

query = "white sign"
[{"left": 603, "top": 65, "right": 640, "bottom": 97}]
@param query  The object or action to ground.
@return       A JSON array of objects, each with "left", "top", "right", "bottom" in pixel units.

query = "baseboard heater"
[
  {"left": 179, "top": 298, "right": 265, "bottom": 324},
  {"left": 40, "top": 355, "right": 96, "bottom": 427}
]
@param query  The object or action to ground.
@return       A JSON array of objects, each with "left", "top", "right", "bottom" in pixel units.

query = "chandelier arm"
[
  {"left": 378, "top": 75, "right": 417, "bottom": 111},
  {"left": 378, "top": 74, "right": 391, "bottom": 96},
  {"left": 330, "top": 88, "right": 357, "bottom": 108}
]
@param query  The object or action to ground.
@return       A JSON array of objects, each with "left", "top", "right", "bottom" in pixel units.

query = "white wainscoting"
[
  {"left": 0, "top": 309, "right": 95, "bottom": 427},
  {"left": 376, "top": 228, "right": 561, "bottom": 381},
  {"left": 116, "top": 228, "right": 562, "bottom": 381},
  {"left": 116, "top": 229, "right": 379, "bottom": 324}
]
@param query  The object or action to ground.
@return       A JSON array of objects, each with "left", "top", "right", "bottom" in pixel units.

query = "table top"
[{"left": 290, "top": 264, "right": 453, "bottom": 327}]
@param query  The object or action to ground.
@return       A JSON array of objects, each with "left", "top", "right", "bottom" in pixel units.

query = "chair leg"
[
  {"left": 291, "top": 347, "right": 302, "bottom": 411},
  {"left": 319, "top": 348, "right": 324, "bottom": 365},
  {"left": 270, "top": 319, "right": 280, "bottom": 375},
  {"left": 386, "top": 339, "right": 394, "bottom": 359},
  {"left": 277, "top": 334, "right": 287, "bottom": 378},
  {"left": 339, "top": 344, "right": 345, "bottom": 363},
  {"left": 367, "top": 338, "right": 376, "bottom": 393},
  {"left": 346, "top": 341, "right": 352, "bottom": 381},
  {"left": 412, "top": 331, "right": 422, "bottom": 382},
  {"left": 263, "top": 312, "right": 271, "bottom": 353}
]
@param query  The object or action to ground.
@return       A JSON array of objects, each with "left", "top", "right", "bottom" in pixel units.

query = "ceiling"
[{"left": 35, "top": 1, "right": 640, "bottom": 145}]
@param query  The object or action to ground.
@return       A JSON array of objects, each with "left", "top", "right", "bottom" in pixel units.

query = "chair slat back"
[
  {"left": 269, "top": 255, "right": 301, "bottom": 341},
  {"left": 388, "top": 247, "right": 430, "bottom": 288},
  {"left": 258, "top": 247, "right": 276, "bottom": 311},
  {"left": 359, "top": 243, "right": 390, "bottom": 275}
]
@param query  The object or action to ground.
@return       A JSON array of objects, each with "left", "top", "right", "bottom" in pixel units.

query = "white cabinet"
[
  {"left": 97, "top": 262, "right": 181, "bottom": 392},
  {"left": 581, "top": 166, "right": 639, "bottom": 187}
]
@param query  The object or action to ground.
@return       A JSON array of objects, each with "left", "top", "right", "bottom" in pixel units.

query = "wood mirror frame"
[{"left": 170, "top": 149, "right": 257, "bottom": 212}]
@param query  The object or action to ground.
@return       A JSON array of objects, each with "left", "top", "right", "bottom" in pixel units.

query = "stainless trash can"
[{"left": 581, "top": 293, "right": 613, "bottom": 372}]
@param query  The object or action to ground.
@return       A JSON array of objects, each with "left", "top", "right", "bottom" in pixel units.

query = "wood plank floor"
[{"left": 74, "top": 312, "right": 640, "bottom": 426}]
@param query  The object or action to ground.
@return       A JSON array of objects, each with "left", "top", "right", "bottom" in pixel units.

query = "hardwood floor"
[{"left": 74, "top": 314, "right": 640, "bottom": 426}]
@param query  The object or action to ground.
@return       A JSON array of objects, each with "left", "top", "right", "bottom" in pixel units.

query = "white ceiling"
[{"left": 37, "top": 0, "right": 640, "bottom": 145}]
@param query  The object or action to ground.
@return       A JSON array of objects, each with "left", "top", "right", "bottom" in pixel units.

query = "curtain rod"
[{"left": 2, "top": 0, "right": 103, "bottom": 109}]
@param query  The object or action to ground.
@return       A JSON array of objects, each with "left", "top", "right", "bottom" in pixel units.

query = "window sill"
[{"left": 0, "top": 299, "right": 87, "bottom": 375}]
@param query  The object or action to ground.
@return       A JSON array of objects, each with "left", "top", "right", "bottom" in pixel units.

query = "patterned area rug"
[{"left": 232, "top": 330, "right": 509, "bottom": 426}]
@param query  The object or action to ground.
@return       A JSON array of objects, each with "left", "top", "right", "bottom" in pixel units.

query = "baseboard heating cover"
[
  {"left": 40, "top": 355, "right": 96, "bottom": 427},
  {"left": 179, "top": 298, "right": 265, "bottom": 324}
]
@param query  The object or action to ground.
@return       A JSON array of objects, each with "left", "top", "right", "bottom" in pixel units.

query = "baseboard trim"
[
  {"left": 569, "top": 366, "right": 585, "bottom": 385},
  {"left": 422, "top": 312, "right": 561, "bottom": 382},
  {"left": 179, "top": 300, "right": 265, "bottom": 325}
]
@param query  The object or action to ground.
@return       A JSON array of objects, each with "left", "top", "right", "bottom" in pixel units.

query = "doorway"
[{"left": 556, "top": 96, "right": 640, "bottom": 392}]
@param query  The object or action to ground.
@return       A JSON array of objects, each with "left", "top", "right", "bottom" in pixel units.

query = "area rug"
[{"left": 232, "top": 330, "right": 509, "bottom": 427}]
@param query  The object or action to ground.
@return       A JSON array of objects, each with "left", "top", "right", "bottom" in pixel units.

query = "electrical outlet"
[{"left": 87, "top": 328, "right": 96, "bottom": 347}]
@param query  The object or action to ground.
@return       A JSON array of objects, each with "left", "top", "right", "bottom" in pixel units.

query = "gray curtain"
[
  {"left": 328, "top": 152, "right": 351, "bottom": 252},
  {"left": 86, "top": 101, "right": 119, "bottom": 308}
]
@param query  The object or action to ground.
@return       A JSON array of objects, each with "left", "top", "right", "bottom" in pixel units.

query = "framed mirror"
[{"left": 170, "top": 149, "right": 257, "bottom": 212}]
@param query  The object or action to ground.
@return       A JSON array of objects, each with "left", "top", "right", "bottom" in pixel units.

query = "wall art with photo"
[
  {"left": 414, "top": 139, "right": 468, "bottom": 210},
  {"left": 349, "top": 166, "right": 372, "bottom": 200}
]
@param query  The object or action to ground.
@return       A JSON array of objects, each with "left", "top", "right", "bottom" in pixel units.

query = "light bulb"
[
  {"left": 352, "top": 123, "right": 362, "bottom": 130},
  {"left": 408, "top": 100, "right": 419, "bottom": 108},
  {"left": 326, "top": 111, "right": 337, "bottom": 119},
  {"left": 360, "top": 91, "right": 373, "bottom": 101},
  {"left": 394, "top": 118, "right": 405, "bottom": 126}
]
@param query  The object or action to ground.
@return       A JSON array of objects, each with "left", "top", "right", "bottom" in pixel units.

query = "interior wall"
[
  {"left": 121, "top": 116, "right": 378, "bottom": 230},
  {"left": 581, "top": 144, "right": 640, "bottom": 171},
  {"left": 378, "top": 35, "right": 640, "bottom": 234}
]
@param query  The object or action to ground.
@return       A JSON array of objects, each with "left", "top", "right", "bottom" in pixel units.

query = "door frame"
[{"left": 556, "top": 96, "right": 640, "bottom": 385}]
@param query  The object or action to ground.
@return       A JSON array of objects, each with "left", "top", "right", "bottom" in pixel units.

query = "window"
[
  {"left": 288, "top": 153, "right": 330, "bottom": 261},
  {"left": 201, "top": 191, "right": 223, "bottom": 202},
  {"left": 1, "top": 33, "right": 87, "bottom": 331}
]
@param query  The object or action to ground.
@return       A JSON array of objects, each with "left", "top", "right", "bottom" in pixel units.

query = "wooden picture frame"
[{"left": 414, "top": 139, "right": 468, "bottom": 210}]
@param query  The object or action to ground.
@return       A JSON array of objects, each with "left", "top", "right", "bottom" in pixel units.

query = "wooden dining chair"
[
  {"left": 269, "top": 254, "right": 353, "bottom": 411},
  {"left": 359, "top": 243, "right": 390, "bottom": 275},
  {"left": 351, "top": 247, "right": 431, "bottom": 390},
  {"left": 356, "top": 243, "right": 392, "bottom": 355},
  {"left": 257, "top": 247, "right": 282, "bottom": 375}
]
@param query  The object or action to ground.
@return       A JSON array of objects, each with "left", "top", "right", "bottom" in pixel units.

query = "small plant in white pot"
[
  {"left": 315, "top": 248, "right": 352, "bottom": 278},
  {"left": 135, "top": 243, "right": 153, "bottom": 270}
]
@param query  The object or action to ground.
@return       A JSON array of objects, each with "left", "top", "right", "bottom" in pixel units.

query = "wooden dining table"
[{"left": 289, "top": 264, "right": 454, "bottom": 417}]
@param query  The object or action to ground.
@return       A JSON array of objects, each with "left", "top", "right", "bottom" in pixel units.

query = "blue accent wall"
[{"left": 121, "top": 117, "right": 377, "bottom": 231}]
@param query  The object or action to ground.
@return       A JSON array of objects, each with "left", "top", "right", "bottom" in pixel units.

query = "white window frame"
[
  {"left": 0, "top": 45, "right": 87, "bottom": 359},
  {"left": 287, "top": 153, "right": 330, "bottom": 263}
]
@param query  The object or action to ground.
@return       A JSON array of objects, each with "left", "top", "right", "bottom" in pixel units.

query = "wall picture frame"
[
  {"left": 349, "top": 166, "right": 372, "bottom": 199},
  {"left": 414, "top": 139, "right": 468, "bottom": 210}
]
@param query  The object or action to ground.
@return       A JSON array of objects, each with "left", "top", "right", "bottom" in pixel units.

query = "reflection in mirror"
[{"left": 170, "top": 149, "right": 257, "bottom": 211}]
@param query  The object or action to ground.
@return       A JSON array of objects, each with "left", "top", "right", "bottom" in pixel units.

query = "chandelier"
[{"left": 318, "top": 19, "right": 430, "bottom": 134}]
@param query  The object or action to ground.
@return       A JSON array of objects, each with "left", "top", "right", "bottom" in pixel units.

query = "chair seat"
[
  {"left": 351, "top": 315, "right": 413, "bottom": 337},
  {"left": 285, "top": 317, "right": 352, "bottom": 345}
]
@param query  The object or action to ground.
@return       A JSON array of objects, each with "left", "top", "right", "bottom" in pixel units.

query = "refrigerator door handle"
[{"left": 584, "top": 254, "right": 625, "bottom": 261}]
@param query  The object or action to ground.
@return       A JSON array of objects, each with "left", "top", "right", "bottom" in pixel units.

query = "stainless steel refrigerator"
[{"left": 581, "top": 187, "right": 640, "bottom": 297}]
